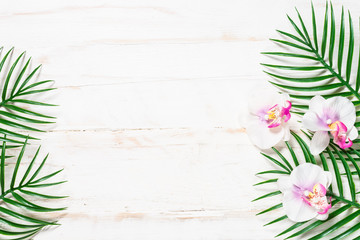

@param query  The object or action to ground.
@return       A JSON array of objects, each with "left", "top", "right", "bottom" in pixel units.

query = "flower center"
[
  {"left": 328, "top": 121, "right": 352, "bottom": 149},
  {"left": 302, "top": 183, "right": 331, "bottom": 214},
  {"left": 265, "top": 101, "right": 292, "bottom": 128}
]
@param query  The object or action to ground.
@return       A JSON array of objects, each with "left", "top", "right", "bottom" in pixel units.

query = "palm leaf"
[
  {"left": 0, "top": 48, "right": 56, "bottom": 143},
  {"left": 255, "top": 3, "right": 360, "bottom": 237},
  {"left": 0, "top": 136, "right": 66, "bottom": 239},
  {"left": 262, "top": 2, "right": 360, "bottom": 113},
  {"left": 254, "top": 132, "right": 360, "bottom": 239}
]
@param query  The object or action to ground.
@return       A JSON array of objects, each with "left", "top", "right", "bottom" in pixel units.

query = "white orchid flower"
[
  {"left": 303, "top": 95, "right": 358, "bottom": 155},
  {"left": 247, "top": 90, "right": 292, "bottom": 149},
  {"left": 278, "top": 163, "right": 332, "bottom": 222}
]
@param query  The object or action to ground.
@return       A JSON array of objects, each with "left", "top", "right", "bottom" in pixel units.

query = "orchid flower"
[
  {"left": 303, "top": 96, "right": 358, "bottom": 155},
  {"left": 278, "top": 163, "right": 332, "bottom": 222},
  {"left": 247, "top": 90, "right": 292, "bottom": 149}
]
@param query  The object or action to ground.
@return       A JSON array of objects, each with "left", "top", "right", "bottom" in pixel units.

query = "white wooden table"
[{"left": 0, "top": 0, "right": 358, "bottom": 239}]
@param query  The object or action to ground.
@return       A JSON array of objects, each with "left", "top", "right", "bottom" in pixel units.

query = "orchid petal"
[
  {"left": 282, "top": 101, "right": 292, "bottom": 122},
  {"left": 324, "top": 172, "right": 332, "bottom": 189},
  {"left": 246, "top": 115, "right": 284, "bottom": 149},
  {"left": 280, "top": 163, "right": 332, "bottom": 222},
  {"left": 283, "top": 124, "right": 291, "bottom": 141},
  {"left": 334, "top": 137, "right": 353, "bottom": 149},
  {"left": 348, "top": 126, "right": 359, "bottom": 140},
  {"left": 277, "top": 176, "right": 292, "bottom": 193},
  {"left": 310, "top": 131, "right": 330, "bottom": 155},
  {"left": 248, "top": 90, "right": 283, "bottom": 115},
  {"left": 325, "top": 97, "right": 356, "bottom": 128},
  {"left": 313, "top": 184, "right": 326, "bottom": 196},
  {"left": 309, "top": 95, "right": 326, "bottom": 113},
  {"left": 290, "top": 163, "right": 328, "bottom": 191},
  {"left": 283, "top": 191, "right": 318, "bottom": 222},
  {"left": 303, "top": 111, "right": 329, "bottom": 131},
  {"left": 318, "top": 201, "right": 332, "bottom": 215},
  {"left": 280, "top": 93, "right": 291, "bottom": 103},
  {"left": 316, "top": 213, "right": 329, "bottom": 221}
]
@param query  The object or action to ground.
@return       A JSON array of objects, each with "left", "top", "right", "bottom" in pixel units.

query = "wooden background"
[{"left": 0, "top": 0, "right": 358, "bottom": 239}]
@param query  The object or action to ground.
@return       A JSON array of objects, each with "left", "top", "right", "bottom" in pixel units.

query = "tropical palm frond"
[
  {"left": 254, "top": 131, "right": 360, "bottom": 239},
  {"left": 0, "top": 136, "right": 66, "bottom": 240},
  {"left": 0, "top": 47, "right": 56, "bottom": 144},
  {"left": 262, "top": 2, "right": 360, "bottom": 119},
  {"left": 256, "top": 2, "right": 360, "bottom": 238},
  {"left": 254, "top": 1, "right": 360, "bottom": 239}
]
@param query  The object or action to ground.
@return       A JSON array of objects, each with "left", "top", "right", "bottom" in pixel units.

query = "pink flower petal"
[
  {"left": 280, "top": 163, "right": 332, "bottom": 222},
  {"left": 325, "top": 96, "right": 356, "bottom": 129},
  {"left": 317, "top": 201, "right": 332, "bottom": 215},
  {"left": 246, "top": 115, "right": 285, "bottom": 149},
  {"left": 313, "top": 183, "right": 327, "bottom": 196},
  {"left": 282, "top": 101, "right": 292, "bottom": 122},
  {"left": 283, "top": 191, "right": 318, "bottom": 222},
  {"left": 330, "top": 121, "right": 353, "bottom": 149},
  {"left": 303, "top": 111, "right": 329, "bottom": 131},
  {"left": 290, "top": 163, "right": 329, "bottom": 191}
]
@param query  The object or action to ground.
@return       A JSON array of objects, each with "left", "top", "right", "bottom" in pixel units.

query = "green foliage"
[
  {"left": 0, "top": 48, "right": 56, "bottom": 144},
  {"left": 255, "top": 2, "right": 360, "bottom": 239},
  {"left": 254, "top": 132, "right": 360, "bottom": 239},
  {"left": 0, "top": 48, "right": 65, "bottom": 239},
  {"left": 262, "top": 2, "right": 360, "bottom": 118},
  {"left": 0, "top": 137, "right": 66, "bottom": 240}
]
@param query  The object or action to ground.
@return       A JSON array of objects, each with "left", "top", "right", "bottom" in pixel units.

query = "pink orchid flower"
[
  {"left": 247, "top": 90, "right": 292, "bottom": 149},
  {"left": 303, "top": 96, "right": 357, "bottom": 155},
  {"left": 278, "top": 163, "right": 332, "bottom": 222}
]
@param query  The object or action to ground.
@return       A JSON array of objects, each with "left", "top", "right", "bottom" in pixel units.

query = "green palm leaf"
[
  {"left": 262, "top": 2, "right": 360, "bottom": 110},
  {"left": 254, "top": 132, "right": 360, "bottom": 239},
  {"left": 255, "top": 2, "right": 360, "bottom": 237},
  {"left": 0, "top": 136, "right": 66, "bottom": 239},
  {"left": 0, "top": 48, "right": 56, "bottom": 144}
]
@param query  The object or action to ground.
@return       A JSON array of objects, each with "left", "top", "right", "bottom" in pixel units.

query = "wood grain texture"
[{"left": 0, "top": 0, "right": 359, "bottom": 239}]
